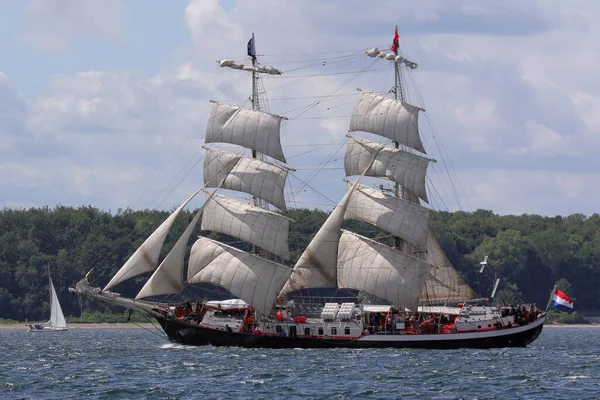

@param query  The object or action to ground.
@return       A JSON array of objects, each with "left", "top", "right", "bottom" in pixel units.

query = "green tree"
[{"left": 492, "top": 282, "right": 523, "bottom": 306}]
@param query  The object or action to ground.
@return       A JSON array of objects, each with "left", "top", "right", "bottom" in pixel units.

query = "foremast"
[
  {"left": 82, "top": 36, "right": 293, "bottom": 318},
  {"left": 248, "top": 33, "right": 266, "bottom": 210},
  {"left": 190, "top": 36, "right": 293, "bottom": 315}
]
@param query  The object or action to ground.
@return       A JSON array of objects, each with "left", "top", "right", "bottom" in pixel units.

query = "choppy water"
[{"left": 1, "top": 326, "right": 598, "bottom": 399}]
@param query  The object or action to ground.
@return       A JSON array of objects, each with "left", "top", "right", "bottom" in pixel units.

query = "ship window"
[
  {"left": 304, "top": 327, "right": 311, "bottom": 336},
  {"left": 331, "top": 327, "right": 337, "bottom": 335},
  {"left": 345, "top": 327, "right": 350, "bottom": 335},
  {"left": 318, "top": 327, "right": 323, "bottom": 335},
  {"left": 276, "top": 325, "right": 282, "bottom": 333}
]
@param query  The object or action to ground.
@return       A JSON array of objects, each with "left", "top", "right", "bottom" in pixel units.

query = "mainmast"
[
  {"left": 391, "top": 25, "right": 414, "bottom": 250},
  {"left": 392, "top": 25, "right": 403, "bottom": 250}
]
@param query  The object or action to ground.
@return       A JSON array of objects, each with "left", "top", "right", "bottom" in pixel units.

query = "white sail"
[
  {"left": 337, "top": 231, "right": 432, "bottom": 312},
  {"left": 344, "top": 136, "right": 430, "bottom": 202},
  {"left": 349, "top": 91, "right": 424, "bottom": 153},
  {"left": 205, "top": 102, "right": 286, "bottom": 162},
  {"left": 104, "top": 188, "right": 202, "bottom": 291},
  {"left": 280, "top": 151, "right": 383, "bottom": 296},
  {"left": 201, "top": 194, "right": 290, "bottom": 260},
  {"left": 187, "top": 237, "right": 292, "bottom": 316},
  {"left": 344, "top": 182, "right": 430, "bottom": 250},
  {"left": 136, "top": 208, "right": 203, "bottom": 299},
  {"left": 421, "top": 229, "right": 478, "bottom": 302},
  {"left": 186, "top": 237, "right": 226, "bottom": 279},
  {"left": 203, "top": 148, "right": 288, "bottom": 211},
  {"left": 48, "top": 275, "right": 67, "bottom": 329},
  {"left": 278, "top": 198, "right": 344, "bottom": 295}
]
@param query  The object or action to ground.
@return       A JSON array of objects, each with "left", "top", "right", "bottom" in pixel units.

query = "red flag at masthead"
[{"left": 391, "top": 26, "right": 400, "bottom": 54}]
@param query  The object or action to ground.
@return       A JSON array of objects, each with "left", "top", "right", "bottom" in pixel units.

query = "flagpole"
[{"left": 545, "top": 285, "right": 557, "bottom": 313}]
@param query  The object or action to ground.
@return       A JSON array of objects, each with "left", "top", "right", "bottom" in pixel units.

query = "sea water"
[{"left": 1, "top": 326, "right": 598, "bottom": 399}]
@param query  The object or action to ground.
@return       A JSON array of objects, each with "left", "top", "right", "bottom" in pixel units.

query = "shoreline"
[
  {"left": 1, "top": 322, "right": 599, "bottom": 331},
  {"left": 544, "top": 323, "right": 600, "bottom": 328},
  {"left": 0, "top": 322, "right": 156, "bottom": 331}
]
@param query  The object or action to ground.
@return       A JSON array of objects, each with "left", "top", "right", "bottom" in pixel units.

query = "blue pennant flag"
[{"left": 247, "top": 37, "right": 256, "bottom": 58}]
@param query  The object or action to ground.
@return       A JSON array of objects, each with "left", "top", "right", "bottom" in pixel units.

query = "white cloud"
[
  {"left": 28, "top": 70, "right": 208, "bottom": 138},
  {"left": 0, "top": 73, "right": 27, "bottom": 150},
  {"left": 22, "top": 0, "right": 125, "bottom": 52},
  {"left": 507, "top": 120, "right": 577, "bottom": 156},
  {"left": 451, "top": 168, "right": 600, "bottom": 216},
  {"left": 0, "top": 68, "right": 211, "bottom": 210},
  {"left": 2, "top": 0, "right": 600, "bottom": 217},
  {"left": 184, "top": 0, "right": 242, "bottom": 45},
  {"left": 571, "top": 91, "right": 600, "bottom": 136}
]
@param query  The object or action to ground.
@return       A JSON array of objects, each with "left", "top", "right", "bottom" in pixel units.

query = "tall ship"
[{"left": 70, "top": 29, "right": 546, "bottom": 349}]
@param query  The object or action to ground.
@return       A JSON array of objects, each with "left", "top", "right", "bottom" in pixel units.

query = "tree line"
[{"left": 0, "top": 206, "right": 598, "bottom": 322}]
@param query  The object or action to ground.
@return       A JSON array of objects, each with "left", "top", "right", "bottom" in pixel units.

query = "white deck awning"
[
  {"left": 418, "top": 306, "right": 461, "bottom": 315},
  {"left": 205, "top": 299, "right": 250, "bottom": 310},
  {"left": 362, "top": 305, "right": 392, "bottom": 313}
]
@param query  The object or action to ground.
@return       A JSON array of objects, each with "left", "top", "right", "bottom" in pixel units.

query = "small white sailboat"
[{"left": 27, "top": 270, "right": 68, "bottom": 332}]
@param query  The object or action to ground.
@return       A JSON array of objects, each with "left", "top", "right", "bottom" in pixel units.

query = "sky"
[{"left": 1, "top": 0, "right": 599, "bottom": 217}]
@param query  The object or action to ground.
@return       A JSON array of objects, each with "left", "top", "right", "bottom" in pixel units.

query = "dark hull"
[{"left": 156, "top": 316, "right": 545, "bottom": 349}]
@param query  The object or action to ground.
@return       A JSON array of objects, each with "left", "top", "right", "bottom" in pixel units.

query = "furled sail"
[
  {"left": 218, "top": 59, "right": 282, "bottom": 75},
  {"left": 365, "top": 48, "right": 418, "bottom": 69},
  {"left": 349, "top": 91, "right": 424, "bottom": 153},
  {"left": 337, "top": 231, "right": 432, "bottom": 311},
  {"left": 136, "top": 208, "right": 203, "bottom": 299},
  {"left": 187, "top": 237, "right": 292, "bottom": 315},
  {"left": 344, "top": 136, "right": 430, "bottom": 202},
  {"left": 344, "top": 182, "right": 430, "bottom": 250},
  {"left": 104, "top": 188, "right": 202, "bottom": 291},
  {"left": 200, "top": 194, "right": 291, "bottom": 260},
  {"left": 203, "top": 148, "right": 288, "bottom": 211},
  {"left": 205, "top": 102, "right": 286, "bottom": 163},
  {"left": 420, "top": 229, "right": 478, "bottom": 302}
]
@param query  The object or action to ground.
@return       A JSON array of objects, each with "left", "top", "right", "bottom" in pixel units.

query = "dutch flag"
[{"left": 551, "top": 287, "right": 574, "bottom": 311}]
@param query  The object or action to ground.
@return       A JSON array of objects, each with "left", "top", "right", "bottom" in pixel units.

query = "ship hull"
[
  {"left": 156, "top": 315, "right": 545, "bottom": 349},
  {"left": 26, "top": 327, "right": 69, "bottom": 333}
]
